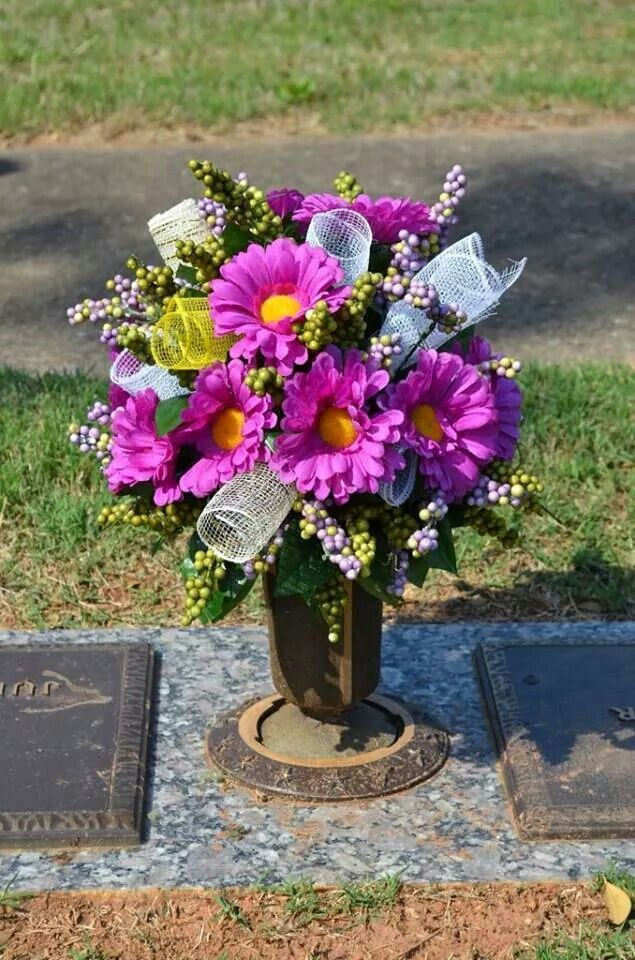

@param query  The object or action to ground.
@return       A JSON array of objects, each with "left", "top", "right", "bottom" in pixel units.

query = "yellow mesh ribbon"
[{"left": 151, "top": 297, "right": 237, "bottom": 370}]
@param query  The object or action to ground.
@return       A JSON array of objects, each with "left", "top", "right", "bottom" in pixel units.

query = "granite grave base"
[{"left": 0, "top": 622, "right": 633, "bottom": 892}]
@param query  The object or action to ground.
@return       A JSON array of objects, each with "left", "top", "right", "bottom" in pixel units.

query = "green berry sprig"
[
  {"left": 487, "top": 356, "right": 522, "bottom": 380},
  {"left": 294, "top": 300, "right": 338, "bottom": 351},
  {"left": 333, "top": 272, "right": 382, "bottom": 347},
  {"left": 344, "top": 515, "right": 376, "bottom": 577},
  {"left": 333, "top": 171, "right": 364, "bottom": 202},
  {"left": 464, "top": 506, "right": 519, "bottom": 548},
  {"left": 182, "top": 548, "right": 228, "bottom": 625},
  {"left": 187, "top": 159, "right": 283, "bottom": 239},
  {"left": 175, "top": 236, "right": 230, "bottom": 288},
  {"left": 113, "top": 321, "right": 153, "bottom": 363},
  {"left": 124, "top": 257, "right": 176, "bottom": 305},
  {"left": 244, "top": 365, "right": 284, "bottom": 398},
  {"left": 316, "top": 579, "right": 348, "bottom": 644},
  {"left": 98, "top": 499, "right": 201, "bottom": 535}
]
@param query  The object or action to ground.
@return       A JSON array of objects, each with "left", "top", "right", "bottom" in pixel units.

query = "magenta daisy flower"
[
  {"left": 178, "top": 359, "right": 276, "bottom": 498},
  {"left": 381, "top": 350, "right": 499, "bottom": 500},
  {"left": 105, "top": 388, "right": 182, "bottom": 506},
  {"left": 293, "top": 193, "right": 438, "bottom": 244},
  {"left": 267, "top": 188, "right": 305, "bottom": 219},
  {"left": 453, "top": 336, "right": 523, "bottom": 461},
  {"left": 210, "top": 237, "right": 350, "bottom": 375},
  {"left": 270, "top": 347, "right": 404, "bottom": 503}
]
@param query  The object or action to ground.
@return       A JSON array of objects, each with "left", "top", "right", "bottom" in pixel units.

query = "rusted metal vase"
[
  {"left": 262, "top": 573, "right": 383, "bottom": 718},
  {"left": 206, "top": 574, "right": 450, "bottom": 801}
]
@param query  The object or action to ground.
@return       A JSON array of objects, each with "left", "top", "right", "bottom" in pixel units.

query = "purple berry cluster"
[
  {"left": 300, "top": 501, "right": 363, "bottom": 580},
  {"left": 243, "top": 525, "right": 286, "bottom": 579},
  {"left": 406, "top": 494, "right": 448, "bottom": 557},
  {"left": 68, "top": 411, "right": 112, "bottom": 467},
  {"left": 368, "top": 333, "right": 403, "bottom": 368},
  {"left": 86, "top": 400, "right": 112, "bottom": 427},
  {"left": 430, "top": 164, "right": 467, "bottom": 237},
  {"left": 197, "top": 198, "right": 227, "bottom": 237},
  {"left": 197, "top": 171, "right": 248, "bottom": 236},
  {"left": 467, "top": 476, "right": 524, "bottom": 509},
  {"left": 404, "top": 281, "right": 439, "bottom": 309},
  {"left": 387, "top": 550, "right": 409, "bottom": 597}
]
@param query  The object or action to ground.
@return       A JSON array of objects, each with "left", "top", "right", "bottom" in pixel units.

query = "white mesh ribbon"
[
  {"left": 414, "top": 232, "right": 526, "bottom": 351},
  {"left": 147, "top": 198, "right": 213, "bottom": 271},
  {"left": 379, "top": 302, "right": 433, "bottom": 374},
  {"left": 110, "top": 350, "right": 189, "bottom": 400},
  {"left": 379, "top": 448, "right": 417, "bottom": 507},
  {"left": 306, "top": 208, "right": 372, "bottom": 284},
  {"left": 196, "top": 462, "right": 296, "bottom": 563}
]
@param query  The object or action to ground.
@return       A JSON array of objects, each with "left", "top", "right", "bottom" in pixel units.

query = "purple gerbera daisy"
[
  {"left": 210, "top": 237, "right": 350, "bottom": 375},
  {"left": 178, "top": 359, "right": 276, "bottom": 498},
  {"left": 293, "top": 193, "right": 438, "bottom": 244},
  {"left": 381, "top": 350, "right": 499, "bottom": 500},
  {"left": 270, "top": 347, "right": 404, "bottom": 504},
  {"left": 453, "top": 336, "right": 523, "bottom": 461},
  {"left": 105, "top": 388, "right": 182, "bottom": 506},
  {"left": 267, "top": 188, "right": 305, "bottom": 219}
]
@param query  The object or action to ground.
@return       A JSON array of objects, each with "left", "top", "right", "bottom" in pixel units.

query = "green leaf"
[
  {"left": 425, "top": 518, "right": 458, "bottom": 574},
  {"left": 180, "top": 553, "right": 255, "bottom": 624},
  {"left": 264, "top": 429, "right": 281, "bottom": 454},
  {"left": 150, "top": 536, "right": 166, "bottom": 557},
  {"left": 223, "top": 222, "right": 256, "bottom": 256},
  {"left": 155, "top": 395, "right": 189, "bottom": 436},
  {"left": 200, "top": 564, "right": 255, "bottom": 624},
  {"left": 175, "top": 263, "right": 199, "bottom": 284},
  {"left": 407, "top": 554, "right": 429, "bottom": 587},
  {"left": 274, "top": 520, "right": 333, "bottom": 601},
  {"left": 357, "top": 552, "right": 400, "bottom": 607},
  {"left": 439, "top": 326, "right": 474, "bottom": 354},
  {"left": 368, "top": 243, "right": 391, "bottom": 275}
]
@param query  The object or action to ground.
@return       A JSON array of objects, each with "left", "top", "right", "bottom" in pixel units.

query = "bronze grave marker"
[
  {"left": 0, "top": 643, "right": 154, "bottom": 850},
  {"left": 476, "top": 637, "right": 635, "bottom": 840}
]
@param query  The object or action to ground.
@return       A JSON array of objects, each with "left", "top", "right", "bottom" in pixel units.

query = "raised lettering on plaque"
[{"left": 0, "top": 643, "right": 154, "bottom": 850}]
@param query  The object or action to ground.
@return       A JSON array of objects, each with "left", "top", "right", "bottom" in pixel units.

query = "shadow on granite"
[{"left": 0, "top": 621, "right": 633, "bottom": 891}]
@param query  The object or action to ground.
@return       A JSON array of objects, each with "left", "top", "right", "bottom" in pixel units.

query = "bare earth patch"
[
  {"left": 0, "top": 882, "right": 613, "bottom": 959},
  {"left": 1, "top": 108, "right": 633, "bottom": 150}
]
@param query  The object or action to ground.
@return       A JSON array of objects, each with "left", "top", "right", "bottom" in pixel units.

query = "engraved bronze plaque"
[
  {"left": 0, "top": 643, "right": 154, "bottom": 850},
  {"left": 476, "top": 637, "right": 635, "bottom": 840}
]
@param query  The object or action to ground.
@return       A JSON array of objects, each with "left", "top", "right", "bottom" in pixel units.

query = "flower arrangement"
[{"left": 67, "top": 161, "right": 544, "bottom": 641}]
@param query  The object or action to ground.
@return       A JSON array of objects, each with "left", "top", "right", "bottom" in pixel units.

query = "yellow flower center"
[
  {"left": 318, "top": 407, "right": 358, "bottom": 449},
  {"left": 211, "top": 407, "right": 245, "bottom": 451},
  {"left": 259, "top": 293, "right": 302, "bottom": 325},
  {"left": 412, "top": 403, "right": 444, "bottom": 442}
]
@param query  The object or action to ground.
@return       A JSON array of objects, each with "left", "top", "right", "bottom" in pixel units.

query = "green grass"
[
  {"left": 516, "top": 925, "right": 635, "bottom": 960},
  {"left": 1, "top": 0, "right": 633, "bottom": 139},
  {"left": 0, "top": 363, "right": 633, "bottom": 629}
]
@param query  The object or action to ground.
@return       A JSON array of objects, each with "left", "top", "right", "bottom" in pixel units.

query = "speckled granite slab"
[{"left": 0, "top": 621, "right": 633, "bottom": 892}]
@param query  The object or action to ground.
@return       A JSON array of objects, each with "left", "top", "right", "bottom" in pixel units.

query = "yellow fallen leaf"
[{"left": 603, "top": 880, "right": 632, "bottom": 925}]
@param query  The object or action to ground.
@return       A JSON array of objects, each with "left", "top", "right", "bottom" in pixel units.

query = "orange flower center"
[
  {"left": 412, "top": 403, "right": 444, "bottom": 442},
  {"left": 318, "top": 407, "right": 358, "bottom": 449},
  {"left": 259, "top": 293, "right": 302, "bottom": 325},
  {"left": 211, "top": 407, "right": 245, "bottom": 451}
]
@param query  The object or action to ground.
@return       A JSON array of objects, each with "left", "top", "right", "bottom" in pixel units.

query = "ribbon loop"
[
  {"left": 197, "top": 463, "right": 296, "bottom": 563},
  {"left": 379, "top": 448, "right": 417, "bottom": 507},
  {"left": 414, "top": 232, "right": 526, "bottom": 351},
  {"left": 379, "top": 302, "right": 433, "bottom": 374},
  {"left": 306, "top": 208, "right": 372, "bottom": 284},
  {"left": 151, "top": 297, "right": 236, "bottom": 370},
  {"left": 148, "top": 198, "right": 213, "bottom": 271},
  {"left": 110, "top": 349, "right": 189, "bottom": 400}
]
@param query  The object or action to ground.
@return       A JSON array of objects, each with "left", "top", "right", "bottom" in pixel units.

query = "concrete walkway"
[{"left": 0, "top": 126, "right": 634, "bottom": 374}]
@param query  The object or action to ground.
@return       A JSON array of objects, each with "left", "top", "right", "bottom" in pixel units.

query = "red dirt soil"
[{"left": 0, "top": 881, "right": 616, "bottom": 960}]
